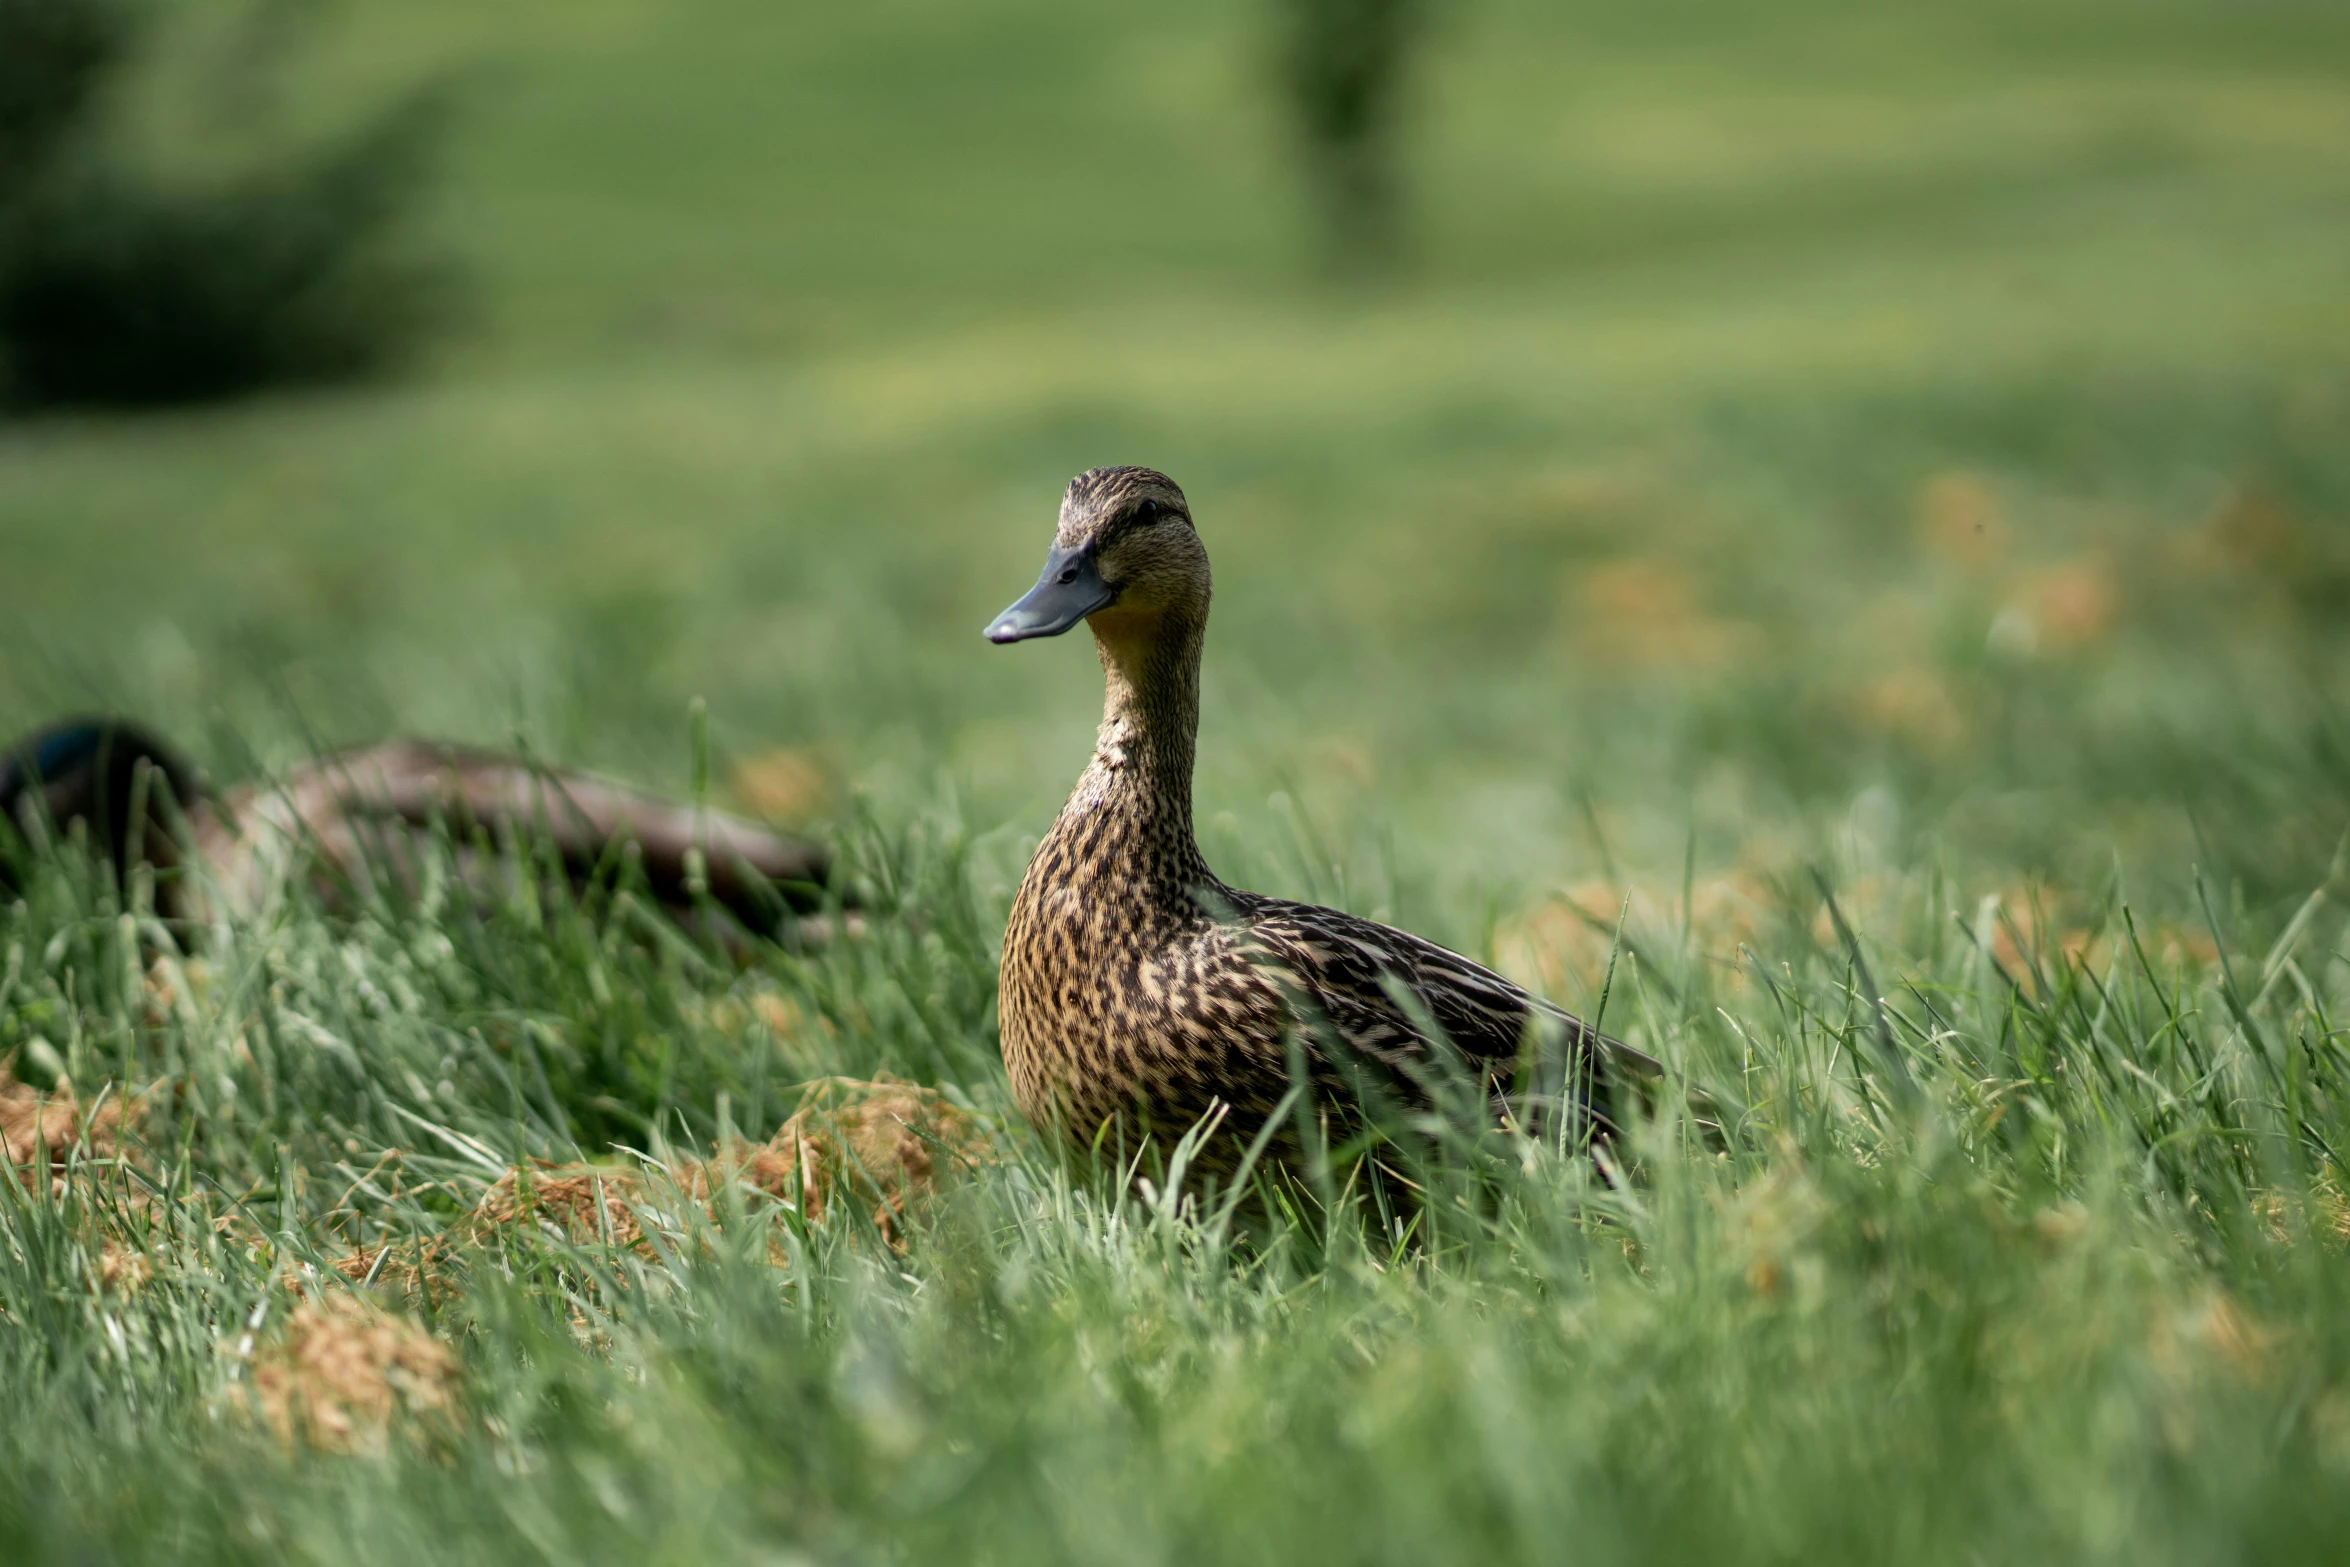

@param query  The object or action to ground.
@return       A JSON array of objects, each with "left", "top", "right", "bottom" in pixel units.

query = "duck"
[
  {"left": 987, "top": 466, "right": 1656, "bottom": 1173},
  {"left": 0, "top": 718, "right": 838, "bottom": 938}
]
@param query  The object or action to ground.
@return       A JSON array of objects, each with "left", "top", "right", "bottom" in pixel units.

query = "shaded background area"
[{"left": 2, "top": 0, "right": 2347, "bottom": 949}]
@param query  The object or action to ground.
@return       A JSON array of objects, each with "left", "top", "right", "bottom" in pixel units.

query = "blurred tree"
[
  {"left": 1276, "top": 0, "right": 1425, "bottom": 271},
  {"left": 0, "top": 0, "right": 127, "bottom": 199},
  {"left": 0, "top": 0, "right": 451, "bottom": 409}
]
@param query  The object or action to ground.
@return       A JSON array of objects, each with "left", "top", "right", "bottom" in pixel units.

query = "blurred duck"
[
  {"left": 987, "top": 467, "right": 1658, "bottom": 1170},
  {"left": 0, "top": 718, "right": 836, "bottom": 937}
]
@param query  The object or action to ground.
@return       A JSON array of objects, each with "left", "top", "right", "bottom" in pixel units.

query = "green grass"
[{"left": 7, "top": 0, "right": 2350, "bottom": 1559}]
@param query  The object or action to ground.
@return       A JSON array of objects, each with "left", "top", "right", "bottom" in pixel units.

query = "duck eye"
[{"left": 1133, "top": 498, "right": 1159, "bottom": 524}]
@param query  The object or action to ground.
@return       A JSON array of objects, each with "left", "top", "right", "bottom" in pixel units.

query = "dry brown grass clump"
[
  {"left": 730, "top": 746, "right": 835, "bottom": 825},
  {"left": 332, "top": 1237, "right": 457, "bottom": 1310},
  {"left": 499, "top": 1075, "right": 991, "bottom": 1249},
  {"left": 1570, "top": 557, "right": 1752, "bottom": 672},
  {"left": 99, "top": 1242, "right": 155, "bottom": 1293},
  {"left": 246, "top": 1288, "right": 459, "bottom": 1454},
  {"left": 0, "top": 1061, "right": 160, "bottom": 1293},
  {"left": 474, "top": 1162, "right": 660, "bottom": 1249},
  {"left": 0, "top": 1059, "right": 127, "bottom": 1190},
  {"left": 2253, "top": 1178, "right": 2350, "bottom": 1249},
  {"left": 1495, "top": 872, "right": 1779, "bottom": 996},
  {"left": 343, "top": 1076, "right": 995, "bottom": 1288},
  {"left": 709, "top": 1074, "right": 992, "bottom": 1242}
]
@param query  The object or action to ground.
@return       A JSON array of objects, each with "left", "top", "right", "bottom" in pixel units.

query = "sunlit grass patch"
[
  {"left": 5, "top": 814, "right": 2350, "bottom": 1559},
  {"left": 243, "top": 1286, "right": 461, "bottom": 1455}
]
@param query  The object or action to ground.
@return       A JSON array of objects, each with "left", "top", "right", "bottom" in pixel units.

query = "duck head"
[
  {"left": 0, "top": 718, "right": 205, "bottom": 898},
  {"left": 986, "top": 467, "right": 1208, "bottom": 645}
]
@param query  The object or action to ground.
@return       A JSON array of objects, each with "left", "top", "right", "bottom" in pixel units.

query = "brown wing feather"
[{"left": 1225, "top": 892, "right": 1657, "bottom": 1128}]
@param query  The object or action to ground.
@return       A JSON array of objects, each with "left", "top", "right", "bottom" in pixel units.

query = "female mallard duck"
[
  {"left": 988, "top": 466, "right": 1654, "bottom": 1169},
  {"left": 0, "top": 718, "right": 835, "bottom": 936}
]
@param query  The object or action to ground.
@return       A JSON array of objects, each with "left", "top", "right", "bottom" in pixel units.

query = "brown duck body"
[
  {"left": 993, "top": 467, "right": 1636, "bottom": 1164},
  {"left": 0, "top": 721, "right": 835, "bottom": 938}
]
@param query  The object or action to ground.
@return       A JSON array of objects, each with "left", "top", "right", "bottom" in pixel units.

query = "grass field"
[{"left": 6, "top": 0, "right": 2350, "bottom": 1560}]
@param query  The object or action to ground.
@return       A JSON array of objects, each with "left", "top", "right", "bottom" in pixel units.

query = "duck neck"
[{"left": 1067, "top": 605, "right": 1213, "bottom": 895}]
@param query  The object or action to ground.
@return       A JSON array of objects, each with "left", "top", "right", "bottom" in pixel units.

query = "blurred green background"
[{"left": 4, "top": 0, "right": 2348, "bottom": 929}]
